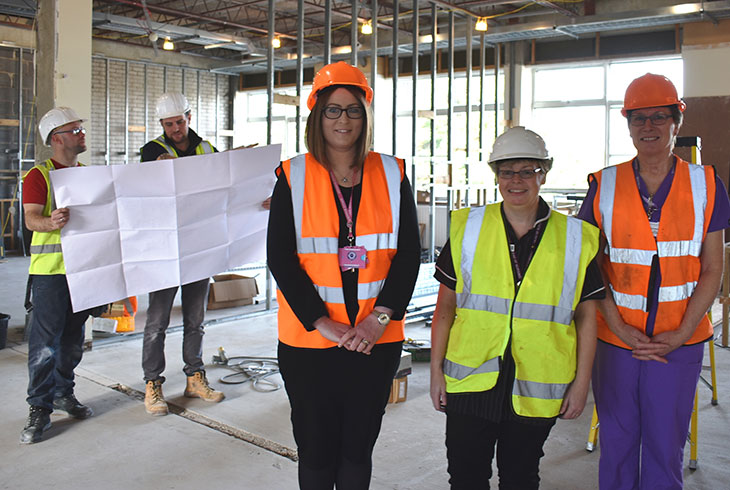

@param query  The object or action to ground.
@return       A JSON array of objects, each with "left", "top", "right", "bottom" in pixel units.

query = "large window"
[{"left": 528, "top": 58, "right": 683, "bottom": 190}]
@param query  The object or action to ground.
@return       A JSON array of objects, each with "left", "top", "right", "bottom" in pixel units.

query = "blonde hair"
[{"left": 305, "top": 85, "right": 373, "bottom": 170}]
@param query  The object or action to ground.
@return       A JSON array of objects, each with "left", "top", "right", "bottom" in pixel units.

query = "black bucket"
[{"left": 0, "top": 313, "right": 9, "bottom": 350}]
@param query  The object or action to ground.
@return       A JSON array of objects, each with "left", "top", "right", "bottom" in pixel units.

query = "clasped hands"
[
  {"left": 619, "top": 323, "right": 692, "bottom": 363},
  {"left": 314, "top": 313, "right": 386, "bottom": 355}
]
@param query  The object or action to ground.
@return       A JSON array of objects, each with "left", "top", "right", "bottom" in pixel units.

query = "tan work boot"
[
  {"left": 144, "top": 379, "right": 168, "bottom": 416},
  {"left": 184, "top": 371, "right": 225, "bottom": 403}
]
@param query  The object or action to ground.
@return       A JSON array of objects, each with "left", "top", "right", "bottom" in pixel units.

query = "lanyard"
[
  {"left": 329, "top": 167, "right": 360, "bottom": 245},
  {"left": 507, "top": 220, "right": 545, "bottom": 285}
]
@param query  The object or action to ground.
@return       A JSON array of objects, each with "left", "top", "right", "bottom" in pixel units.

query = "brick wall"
[{"left": 90, "top": 57, "right": 234, "bottom": 165}]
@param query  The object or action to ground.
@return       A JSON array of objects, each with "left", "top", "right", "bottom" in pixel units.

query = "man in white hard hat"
[
  {"left": 138, "top": 92, "right": 223, "bottom": 416},
  {"left": 140, "top": 92, "right": 216, "bottom": 161},
  {"left": 20, "top": 107, "right": 94, "bottom": 444}
]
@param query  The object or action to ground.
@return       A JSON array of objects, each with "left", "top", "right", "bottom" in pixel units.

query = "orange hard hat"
[
  {"left": 621, "top": 73, "right": 686, "bottom": 116},
  {"left": 307, "top": 61, "right": 373, "bottom": 110}
]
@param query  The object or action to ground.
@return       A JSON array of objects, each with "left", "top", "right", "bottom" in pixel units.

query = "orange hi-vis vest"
[
  {"left": 591, "top": 158, "right": 715, "bottom": 348},
  {"left": 277, "top": 151, "right": 405, "bottom": 348}
]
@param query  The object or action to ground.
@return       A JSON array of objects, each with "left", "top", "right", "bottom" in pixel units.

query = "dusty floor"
[{"left": 1, "top": 255, "right": 729, "bottom": 489}]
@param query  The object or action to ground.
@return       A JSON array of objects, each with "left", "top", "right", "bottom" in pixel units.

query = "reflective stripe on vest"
[
  {"left": 593, "top": 158, "right": 714, "bottom": 347},
  {"left": 289, "top": 154, "right": 401, "bottom": 255},
  {"left": 277, "top": 151, "right": 405, "bottom": 349},
  {"left": 30, "top": 243, "right": 63, "bottom": 255},
  {"left": 444, "top": 203, "right": 598, "bottom": 418},
  {"left": 455, "top": 207, "right": 583, "bottom": 328},
  {"left": 151, "top": 136, "right": 214, "bottom": 157}
]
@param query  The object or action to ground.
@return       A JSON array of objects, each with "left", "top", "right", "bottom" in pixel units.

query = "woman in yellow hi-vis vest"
[
  {"left": 430, "top": 127, "right": 604, "bottom": 489},
  {"left": 267, "top": 62, "right": 421, "bottom": 489}
]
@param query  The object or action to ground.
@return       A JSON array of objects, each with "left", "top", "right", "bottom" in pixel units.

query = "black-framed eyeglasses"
[
  {"left": 323, "top": 105, "right": 365, "bottom": 120},
  {"left": 54, "top": 127, "right": 86, "bottom": 136},
  {"left": 497, "top": 168, "right": 542, "bottom": 180},
  {"left": 628, "top": 113, "right": 672, "bottom": 127}
]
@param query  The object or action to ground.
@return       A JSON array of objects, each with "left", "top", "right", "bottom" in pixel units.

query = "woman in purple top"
[{"left": 578, "top": 73, "right": 730, "bottom": 489}]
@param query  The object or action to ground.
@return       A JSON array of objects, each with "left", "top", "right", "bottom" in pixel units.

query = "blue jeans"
[
  {"left": 26, "top": 275, "right": 90, "bottom": 410},
  {"left": 142, "top": 278, "right": 209, "bottom": 381}
]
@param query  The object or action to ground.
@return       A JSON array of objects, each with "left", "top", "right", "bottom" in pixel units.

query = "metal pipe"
[
  {"left": 411, "top": 0, "right": 419, "bottom": 192},
  {"left": 351, "top": 0, "right": 359, "bottom": 65},
  {"left": 465, "top": 19, "right": 472, "bottom": 206},
  {"left": 447, "top": 10, "right": 454, "bottom": 231},
  {"left": 197, "top": 71, "right": 201, "bottom": 131},
  {"left": 125, "top": 61, "right": 129, "bottom": 164},
  {"left": 106, "top": 59, "right": 110, "bottom": 165},
  {"left": 428, "top": 2, "right": 437, "bottom": 262},
  {"left": 494, "top": 43, "right": 500, "bottom": 201},
  {"left": 215, "top": 73, "right": 220, "bottom": 148},
  {"left": 392, "top": 0, "right": 399, "bottom": 154},
  {"left": 163, "top": 65, "right": 167, "bottom": 93},
  {"left": 17, "top": 48, "right": 24, "bottom": 256},
  {"left": 296, "top": 0, "right": 304, "bottom": 154},
  {"left": 144, "top": 64, "right": 149, "bottom": 143},
  {"left": 266, "top": 0, "right": 275, "bottom": 311},
  {"left": 324, "top": 0, "right": 332, "bottom": 64},
  {"left": 370, "top": 0, "right": 377, "bottom": 118},
  {"left": 479, "top": 32, "right": 484, "bottom": 167}
]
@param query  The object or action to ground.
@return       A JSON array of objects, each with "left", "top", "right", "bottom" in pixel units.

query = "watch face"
[{"left": 377, "top": 313, "right": 390, "bottom": 325}]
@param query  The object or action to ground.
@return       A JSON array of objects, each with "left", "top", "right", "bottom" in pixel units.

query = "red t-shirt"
[{"left": 23, "top": 160, "right": 77, "bottom": 206}]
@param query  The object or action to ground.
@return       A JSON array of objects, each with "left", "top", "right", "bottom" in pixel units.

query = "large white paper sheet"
[{"left": 50, "top": 144, "right": 281, "bottom": 312}]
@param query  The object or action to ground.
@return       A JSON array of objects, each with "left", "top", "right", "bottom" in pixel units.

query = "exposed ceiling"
[{"left": 2, "top": 1, "right": 730, "bottom": 75}]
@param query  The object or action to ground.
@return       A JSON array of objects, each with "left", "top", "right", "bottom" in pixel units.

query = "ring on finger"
[{"left": 361, "top": 339, "right": 370, "bottom": 346}]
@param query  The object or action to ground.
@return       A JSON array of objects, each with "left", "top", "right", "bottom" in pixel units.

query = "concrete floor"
[{"left": 1, "top": 254, "right": 729, "bottom": 489}]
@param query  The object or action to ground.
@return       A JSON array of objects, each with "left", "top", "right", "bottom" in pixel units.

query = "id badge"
[{"left": 338, "top": 245, "right": 368, "bottom": 271}]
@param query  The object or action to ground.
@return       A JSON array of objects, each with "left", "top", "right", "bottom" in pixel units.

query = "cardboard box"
[{"left": 208, "top": 274, "right": 259, "bottom": 310}]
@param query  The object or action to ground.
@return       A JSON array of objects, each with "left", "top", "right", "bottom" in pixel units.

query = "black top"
[
  {"left": 140, "top": 128, "right": 217, "bottom": 162},
  {"left": 434, "top": 198, "right": 605, "bottom": 424},
  {"left": 267, "top": 158, "right": 422, "bottom": 331}
]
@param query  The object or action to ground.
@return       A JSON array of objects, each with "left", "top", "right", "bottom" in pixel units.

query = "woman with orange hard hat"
[
  {"left": 578, "top": 73, "right": 730, "bottom": 489},
  {"left": 267, "top": 61, "right": 421, "bottom": 489}
]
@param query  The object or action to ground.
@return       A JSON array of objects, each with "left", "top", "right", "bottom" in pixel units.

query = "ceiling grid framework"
[{"left": 1, "top": 1, "right": 730, "bottom": 74}]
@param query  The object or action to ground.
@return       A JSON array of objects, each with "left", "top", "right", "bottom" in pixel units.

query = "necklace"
[{"left": 644, "top": 193, "right": 657, "bottom": 220}]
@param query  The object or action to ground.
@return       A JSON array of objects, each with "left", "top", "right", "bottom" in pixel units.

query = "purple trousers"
[{"left": 593, "top": 340, "right": 703, "bottom": 490}]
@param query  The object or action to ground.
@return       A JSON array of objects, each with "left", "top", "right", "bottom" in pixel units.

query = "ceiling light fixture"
[
  {"left": 361, "top": 20, "right": 373, "bottom": 35},
  {"left": 163, "top": 37, "right": 174, "bottom": 50},
  {"left": 475, "top": 18, "right": 488, "bottom": 32},
  {"left": 272, "top": 37, "right": 281, "bottom": 48}
]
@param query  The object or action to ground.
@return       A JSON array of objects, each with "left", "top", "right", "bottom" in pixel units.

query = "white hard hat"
[
  {"left": 156, "top": 92, "right": 190, "bottom": 120},
  {"left": 488, "top": 126, "right": 552, "bottom": 171},
  {"left": 38, "top": 107, "right": 85, "bottom": 146}
]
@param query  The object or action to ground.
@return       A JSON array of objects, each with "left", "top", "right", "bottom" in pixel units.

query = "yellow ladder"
[{"left": 586, "top": 338, "right": 718, "bottom": 470}]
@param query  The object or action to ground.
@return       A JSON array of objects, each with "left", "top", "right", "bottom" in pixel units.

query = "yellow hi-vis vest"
[
  {"left": 23, "top": 159, "right": 80, "bottom": 275},
  {"left": 145, "top": 135, "right": 214, "bottom": 157},
  {"left": 445, "top": 203, "right": 599, "bottom": 418}
]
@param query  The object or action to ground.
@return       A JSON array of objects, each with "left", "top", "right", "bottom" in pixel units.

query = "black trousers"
[
  {"left": 446, "top": 412, "right": 555, "bottom": 490},
  {"left": 278, "top": 341, "right": 402, "bottom": 490}
]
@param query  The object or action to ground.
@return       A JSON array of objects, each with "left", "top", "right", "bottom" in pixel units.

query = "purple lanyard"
[{"left": 329, "top": 167, "right": 360, "bottom": 245}]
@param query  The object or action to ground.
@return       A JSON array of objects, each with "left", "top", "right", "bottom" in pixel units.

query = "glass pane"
[
  {"left": 531, "top": 106, "right": 606, "bottom": 190},
  {"left": 608, "top": 107, "right": 636, "bottom": 162},
  {"left": 534, "top": 66, "right": 604, "bottom": 102},
  {"left": 607, "top": 58, "right": 683, "bottom": 102}
]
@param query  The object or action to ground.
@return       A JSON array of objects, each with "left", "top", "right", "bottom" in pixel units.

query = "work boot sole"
[
  {"left": 145, "top": 406, "right": 168, "bottom": 416},
  {"left": 20, "top": 420, "right": 52, "bottom": 444},
  {"left": 184, "top": 390, "right": 225, "bottom": 403},
  {"left": 53, "top": 405, "right": 93, "bottom": 420}
]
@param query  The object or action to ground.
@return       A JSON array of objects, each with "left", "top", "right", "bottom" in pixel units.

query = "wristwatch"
[{"left": 372, "top": 310, "right": 391, "bottom": 326}]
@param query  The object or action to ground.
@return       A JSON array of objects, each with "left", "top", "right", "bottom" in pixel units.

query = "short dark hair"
[{"left": 305, "top": 85, "right": 373, "bottom": 170}]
